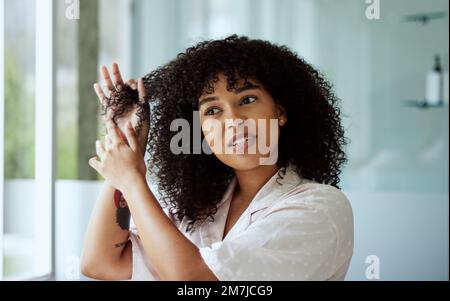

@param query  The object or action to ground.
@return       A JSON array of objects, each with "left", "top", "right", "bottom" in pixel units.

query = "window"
[
  {"left": 1, "top": 0, "right": 53, "bottom": 280},
  {"left": 1, "top": 0, "right": 134, "bottom": 281}
]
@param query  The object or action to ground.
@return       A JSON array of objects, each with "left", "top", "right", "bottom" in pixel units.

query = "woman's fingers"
[
  {"left": 111, "top": 62, "right": 125, "bottom": 90},
  {"left": 93, "top": 83, "right": 108, "bottom": 105},
  {"left": 127, "top": 79, "right": 137, "bottom": 90},
  {"left": 96, "top": 140, "right": 106, "bottom": 160},
  {"left": 125, "top": 121, "right": 139, "bottom": 153},
  {"left": 106, "top": 121, "right": 123, "bottom": 144},
  {"left": 94, "top": 84, "right": 114, "bottom": 120},
  {"left": 101, "top": 65, "right": 115, "bottom": 91},
  {"left": 104, "top": 134, "right": 112, "bottom": 148},
  {"left": 137, "top": 77, "right": 147, "bottom": 103},
  {"left": 88, "top": 156, "right": 101, "bottom": 173}
]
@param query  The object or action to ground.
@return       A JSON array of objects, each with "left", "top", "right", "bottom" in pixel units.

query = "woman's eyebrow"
[
  {"left": 199, "top": 83, "right": 261, "bottom": 107},
  {"left": 199, "top": 96, "right": 219, "bottom": 108},
  {"left": 235, "top": 83, "right": 260, "bottom": 93}
]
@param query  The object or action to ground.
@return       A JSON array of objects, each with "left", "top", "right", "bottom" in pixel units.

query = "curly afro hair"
[{"left": 104, "top": 35, "right": 348, "bottom": 233}]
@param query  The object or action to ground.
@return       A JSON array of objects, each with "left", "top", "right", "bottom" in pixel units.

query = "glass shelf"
[
  {"left": 402, "top": 99, "right": 446, "bottom": 109},
  {"left": 403, "top": 11, "right": 447, "bottom": 25}
]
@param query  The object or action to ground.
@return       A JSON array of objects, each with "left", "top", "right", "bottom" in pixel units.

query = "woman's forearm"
[
  {"left": 122, "top": 174, "right": 218, "bottom": 281},
  {"left": 81, "top": 180, "right": 131, "bottom": 278}
]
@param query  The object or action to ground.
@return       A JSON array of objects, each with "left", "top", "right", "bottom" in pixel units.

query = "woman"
[{"left": 81, "top": 35, "right": 354, "bottom": 281}]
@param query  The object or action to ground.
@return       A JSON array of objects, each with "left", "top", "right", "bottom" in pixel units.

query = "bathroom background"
[{"left": 0, "top": 0, "right": 448, "bottom": 280}]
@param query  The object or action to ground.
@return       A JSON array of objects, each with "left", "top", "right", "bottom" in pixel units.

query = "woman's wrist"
[{"left": 121, "top": 171, "right": 147, "bottom": 201}]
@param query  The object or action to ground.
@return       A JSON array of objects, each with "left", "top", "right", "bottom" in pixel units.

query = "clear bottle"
[{"left": 425, "top": 55, "right": 444, "bottom": 106}]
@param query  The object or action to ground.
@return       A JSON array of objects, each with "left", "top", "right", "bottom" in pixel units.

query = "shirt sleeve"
[
  {"left": 199, "top": 187, "right": 353, "bottom": 281},
  {"left": 128, "top": 229, "right": 160, "bottom": 280},
  {"left": 128, "top": 204, "right": 179, "bottom": 280}
]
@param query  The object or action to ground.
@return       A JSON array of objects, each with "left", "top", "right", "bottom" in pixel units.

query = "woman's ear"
[{"left": 278, "top": 104, "right": 287, "bottom": 126}]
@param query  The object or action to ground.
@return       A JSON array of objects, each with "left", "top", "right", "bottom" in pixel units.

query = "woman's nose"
[{"left": 223, "top": 108, "right": 246, "bottom": 128}]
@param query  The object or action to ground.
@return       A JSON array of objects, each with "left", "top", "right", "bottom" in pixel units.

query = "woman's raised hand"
[{"left": 93, "top": 63, "right": 149, "bottom": 157}]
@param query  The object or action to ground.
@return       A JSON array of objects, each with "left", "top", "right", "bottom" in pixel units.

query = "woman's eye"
[
  {"left": 240, "top": 96, "right": 257, "bottom": 105},
  {"left": 204, "top": 107, "right": 221, "bottom": 116}
]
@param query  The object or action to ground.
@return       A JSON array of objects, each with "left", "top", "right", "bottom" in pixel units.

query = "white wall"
[{"left": 345, "top": 190, "right": 448, "bottom": 280}]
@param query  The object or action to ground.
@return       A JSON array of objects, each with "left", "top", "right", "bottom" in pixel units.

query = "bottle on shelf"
[{"left": 425, "top": 54, "right": 444, "bottom": 106}]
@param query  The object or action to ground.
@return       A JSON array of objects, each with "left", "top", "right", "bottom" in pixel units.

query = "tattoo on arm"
[{"left": 114, "top": 190, "right": 131, "bottom": 230}]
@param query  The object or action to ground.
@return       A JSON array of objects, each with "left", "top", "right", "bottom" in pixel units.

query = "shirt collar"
[
  {"left": 198, "top": 164, "right": 306, "bottom": 246},
  {"left": 217, "top": 164, "right": 305, "bottom": 214},
  {"left": 215, "top": 177, "right": 237, "bottom": 208},
  {"left": 246, "top": 164, "right": 305, "bottom": 214}
]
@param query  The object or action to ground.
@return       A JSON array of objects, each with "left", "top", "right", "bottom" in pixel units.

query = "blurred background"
[{"left": 0, "top": 0, "right": 448, "bottom": 280}]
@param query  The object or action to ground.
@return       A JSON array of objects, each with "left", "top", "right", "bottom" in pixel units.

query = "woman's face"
[{"left": 198, "top": 73, "right": 287, "bottom": 171}]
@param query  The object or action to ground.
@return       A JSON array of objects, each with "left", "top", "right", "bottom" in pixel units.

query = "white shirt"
[{"left": 129, "top": 164, "right": 354, "bottom": 281}]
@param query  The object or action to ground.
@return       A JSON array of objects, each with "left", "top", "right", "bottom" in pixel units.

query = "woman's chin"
[{"left": 217, "top": 153, "right": 265, "bottom": 171}]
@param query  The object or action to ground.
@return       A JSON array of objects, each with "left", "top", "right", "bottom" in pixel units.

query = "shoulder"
[
  {"left": 265, "top": 180, "right": 354, "bottom": 245},
  {"left": 268, "top": 166, "right": 352, "bottom": 221},
  {"left": 275, "top": 181, "right": 353, "bottom": 219}
]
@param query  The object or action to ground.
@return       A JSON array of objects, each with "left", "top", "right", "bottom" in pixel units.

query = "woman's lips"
[{"left": 229, "top": 134, "right": 257, "bottom": 153}]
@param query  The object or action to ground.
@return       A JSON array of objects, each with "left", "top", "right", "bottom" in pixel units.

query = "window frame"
[
  {"left": 0, "top": 0, "right": 56, "bottom": 281},
  {"left": 34, "top": 0, "right": 56, "bottom": 280},
  {"left": 0, "top": 0, "right": 5, "bottom": 281}
]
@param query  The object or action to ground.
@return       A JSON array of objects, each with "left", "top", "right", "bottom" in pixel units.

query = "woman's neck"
[{"left": 233, "top": 164, "right": 280, "bottom": 201}]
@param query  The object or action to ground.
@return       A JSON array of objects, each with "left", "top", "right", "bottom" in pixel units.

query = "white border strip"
[
  {"left": 35, "top": 0, "right": 55, "bottom": 277},
  {"left": 0, "top": 0, "right": 5, "bottom": 281}
]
